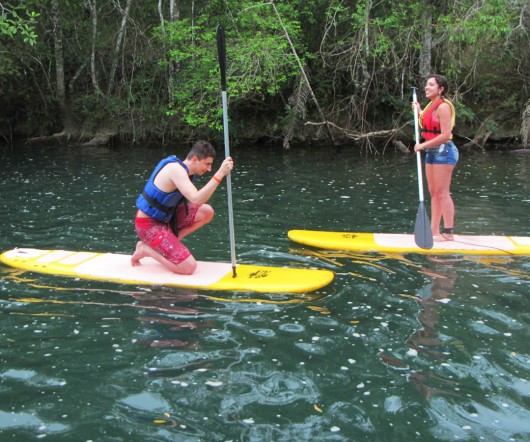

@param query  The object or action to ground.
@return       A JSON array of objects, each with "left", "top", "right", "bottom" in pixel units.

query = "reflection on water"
[
  {"left": 0, "top": 144, "right": 529, "bottom": 441},
  {"left": 405, "top": 257, "right": 462, "bottom": 403}
]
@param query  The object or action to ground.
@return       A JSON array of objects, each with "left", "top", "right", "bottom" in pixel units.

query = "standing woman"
[{"left": 413, "top": 74, "right": 458, "bottom": 241}]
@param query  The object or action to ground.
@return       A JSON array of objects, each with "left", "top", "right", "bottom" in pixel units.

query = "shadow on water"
[{"left": 0, "top": 144, "right": 529, "bottom": 440}]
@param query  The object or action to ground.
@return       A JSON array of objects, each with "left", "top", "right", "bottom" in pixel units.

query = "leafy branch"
[{"left": 0, "top": 2, "right": 39, "bottom": 45}]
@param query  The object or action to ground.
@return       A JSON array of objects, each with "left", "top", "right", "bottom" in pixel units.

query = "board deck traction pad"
[
  {"left": 0, "top": 248, "right": 334, "bottom": 293},
  {"left": 287, "top": 230, "right": 530, "bottom": 256}
]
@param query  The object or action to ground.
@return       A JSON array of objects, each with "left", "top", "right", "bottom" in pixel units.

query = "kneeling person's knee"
[{"left": 175, "top": 255, "right": 197, "bottom": 275}]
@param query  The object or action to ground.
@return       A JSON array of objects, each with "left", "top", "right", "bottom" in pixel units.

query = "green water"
[{"left": 0, "top": 144, "right": 529, "bottom": 441}]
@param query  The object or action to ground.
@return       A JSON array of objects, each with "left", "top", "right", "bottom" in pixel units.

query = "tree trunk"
[
  {"left": 419, "top": 3, "right": 433, "bottom": 83},
  {"left": 50, "top": 0, "right": 65, "bottom": 105},
  {"left": 87, "top": 0, "right": 101, "bottom": 93},
  {"left": 159, "top": 0, "right": 181, "bottom": 100},
  {"left": 107, "top": 0, "right": 134, "bottom": 95},
  {"left": 158, "top": 0, "right": 168, "bottom": 98},
  {"left": 360, "top": 0, "right": 372, "bottom": 93},
  {"left": 270, "top": 0, "right": 336, "bottom": 147},
  {"left": 521, "top": 99, "right": 530, "bottom": 148},
  {"left": 169, "top": 0, "right": 179, "bottom": 21},
  {"left": 520, "top": 2, "right": 530, "bottom": 147},
  {"left": 50, "top": 0, "right": 76, "bottom": 135}
]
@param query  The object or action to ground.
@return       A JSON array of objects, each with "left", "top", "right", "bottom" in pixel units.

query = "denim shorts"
[{"left": 425, "top": 141, "right": 459, "bottom": 166}]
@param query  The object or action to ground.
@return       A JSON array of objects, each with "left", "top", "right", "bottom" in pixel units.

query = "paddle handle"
[
  {"left": 411, "top": 87, "right": 425, "bottom": 203},
  {"left": 216, "top": 25, "right": 237, "bottom": 277}
]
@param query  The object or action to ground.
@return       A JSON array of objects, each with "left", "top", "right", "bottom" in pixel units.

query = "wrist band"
[{"left": 212, "top": 176, "right": 221, "bottom": 184}]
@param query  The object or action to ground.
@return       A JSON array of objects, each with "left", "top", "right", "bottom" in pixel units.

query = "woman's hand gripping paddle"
[
  {"left": 217, "top": 25, "right": 237, "bottom": 276},
  {"left": 411, "top": 87, "right": 433, "bottom": 249}
]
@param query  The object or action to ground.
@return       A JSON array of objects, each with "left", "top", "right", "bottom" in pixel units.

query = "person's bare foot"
[
  {"left": 130, "top": 240, "right": 197, "bottom": 274},
  {"left": 131, "top": 241, "right": 148, "bottom": 266},
  {"left": 434, "top": 229, "right": 454, "bottom": 242}
]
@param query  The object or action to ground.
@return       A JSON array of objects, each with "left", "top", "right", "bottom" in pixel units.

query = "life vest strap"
[
  {"left": 421, "top": 127, "right": 441, "bottom": 134},
  {"left": 141, "top": 191, "right": 174, "bottom": 216},
  {"left": 142, "top": 190, "right": 189, "bottom": 236}
]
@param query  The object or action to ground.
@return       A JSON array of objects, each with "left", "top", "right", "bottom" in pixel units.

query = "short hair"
[
  {"left": 186, "top": 140, "right": 216, "bottom": 160},
  {"left": 429, "top": 74, "right": 449, "bottom": 97}
]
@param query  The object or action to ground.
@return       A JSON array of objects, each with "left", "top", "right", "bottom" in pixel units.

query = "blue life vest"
[{"left": 136, "top": 156, "right": 194, "bottom": 223}]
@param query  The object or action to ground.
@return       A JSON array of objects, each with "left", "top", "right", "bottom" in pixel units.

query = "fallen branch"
[{"left": 305, "top": 120, "right": 400, "bottom": 141}]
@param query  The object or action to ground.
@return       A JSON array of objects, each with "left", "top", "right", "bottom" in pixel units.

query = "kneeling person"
[{"left": 131, "top": 140, "right": 234, "bottom": 274}]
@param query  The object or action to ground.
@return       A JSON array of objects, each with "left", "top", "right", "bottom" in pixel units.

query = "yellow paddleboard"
[
  {"left": 0, "top": 248, "right": 334, "bottom": 293},
  {"left": 288, "top": 230, "right": 530, "bottom": 256}
]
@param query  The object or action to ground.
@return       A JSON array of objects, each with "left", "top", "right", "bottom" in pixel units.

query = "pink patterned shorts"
[{"left": 135, "top": 203, "right": 199, "bottom": 264}]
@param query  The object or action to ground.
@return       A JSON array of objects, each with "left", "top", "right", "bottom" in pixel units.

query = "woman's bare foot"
[
  {"left": 434, "top": 229, "right": 454, "bottom": 242},
  {"left": 131, "top": 241, "right": 149, "bottom": 266}
]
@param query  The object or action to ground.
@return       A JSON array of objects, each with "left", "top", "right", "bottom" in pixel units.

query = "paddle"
[
  {"left": 216, "top": 25, "right": 237, "bottom": 277},
  {"left": 411, "top": 86, "right": 433, "bottom": 249}
]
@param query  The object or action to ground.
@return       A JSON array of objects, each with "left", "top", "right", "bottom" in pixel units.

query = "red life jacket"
[{"left": 419, "top": 98, "right": 455, "bottom": 140}]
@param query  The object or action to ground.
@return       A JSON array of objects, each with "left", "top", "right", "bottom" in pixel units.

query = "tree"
[
  {"left": 49, "top": 0, "right": 76, "bottom": 136},
  {"left": 0, "top": 0, "right": 528, "bottom": 149},
  {"left": 437, "top": 0, "right": 529, "bottom": 146},
  {"left": 160, "top": 0, "right": 302, "bottom": 141}
]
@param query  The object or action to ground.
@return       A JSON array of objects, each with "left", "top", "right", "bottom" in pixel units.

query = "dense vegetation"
[{"left": 1, "top": 0, "right": 529, "bottom": 151}]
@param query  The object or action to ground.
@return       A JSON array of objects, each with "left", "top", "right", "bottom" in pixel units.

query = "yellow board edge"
[
  {"left": 208, "top": 264, "right": 335, "bottom": 293},
  {"left": 288, "top": 230, "right": 530, "bottom": 256},
  {"left": 0, "top": 248, "right": 334, "bottom": 293}
]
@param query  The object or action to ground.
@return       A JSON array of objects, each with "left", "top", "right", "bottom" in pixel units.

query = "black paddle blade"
[
  {"left": 414, "top": 202, "right": 433, "bottom": 249},
  {"left": 216, "top": 25, "right": 227, "bottom": 91}
]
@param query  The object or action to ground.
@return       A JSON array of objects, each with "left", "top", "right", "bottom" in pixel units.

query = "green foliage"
[
  {"left": 436, "top": 0, "right": 526, "bottom": 114},
  {"left": 349, "top": 0, "right": 422, "bottom": 57},
  {"left": 483, "top": 118, "right": 499, "bottom": 133},
  {"left": 441, "top": 0, "right": 517, "bottom": 45},
  {"left": 0, "top": 2, "right": 39, "bottom": 45},
  {"left": 454, "top": 103, "right": 476, "bottom": 126},
  {"left": 0, "top": 0, "right": 528, "bottom": 145},
  {"left": 157, "top": 0, "right": 302, "bottom": 135},
  {"left": 0, "top": 52, "right": 19, "bottom": 79}
]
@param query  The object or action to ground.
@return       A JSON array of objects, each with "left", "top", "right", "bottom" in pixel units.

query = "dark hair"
[
  {"left": 187, "top": 140, "right": 216, "bottom": 160},
  {"left": 429, "top": 74, "right": 449, "bottom": 96}
]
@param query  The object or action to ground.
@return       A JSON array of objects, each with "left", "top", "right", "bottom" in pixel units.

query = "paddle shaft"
[
  {"left": 412, "top": 87, "right": 425, "bottom": 202},
  {"left": 216, "top": 25, "right": 237, "bottom": 277},
  {"left": 411, "top": 86, "right": 433, "bottom": 249}
]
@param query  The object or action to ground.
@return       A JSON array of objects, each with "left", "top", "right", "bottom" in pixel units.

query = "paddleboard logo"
[
  {"left": 341, "top": 233, "right": 358, "bottom": 240},
  {"left": 249, "top": 269, "right": 271, "bottom": 279}
]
